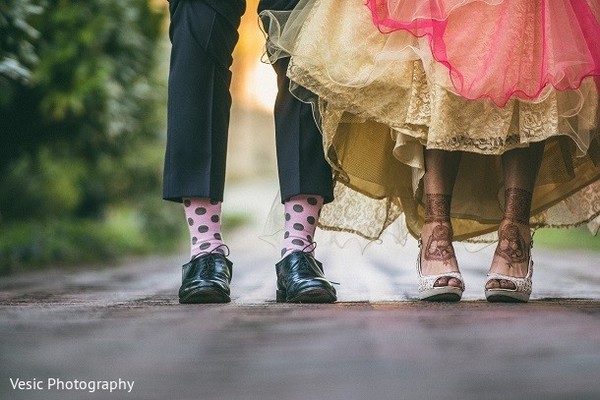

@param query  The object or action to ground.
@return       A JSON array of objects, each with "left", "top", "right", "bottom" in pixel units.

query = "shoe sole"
[
  {"left": 276, "top": 288, "right": 337, "bottom": 303},
  {"left": 419, "top": 286, "right": 463, "bottom": 302},
  {"left": 485, "top": 291, "right": 529, "bottom": 303},
  {"left": 420, "top": 293, "right": 462, "bottom": 302},
  {"left": 179, "top": 287, "right": 230, "bottom": 304}
]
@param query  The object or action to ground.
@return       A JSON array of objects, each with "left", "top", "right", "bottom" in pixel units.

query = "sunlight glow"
[{"left": 244, "top": 60, "right": 278, "bottom": 112}]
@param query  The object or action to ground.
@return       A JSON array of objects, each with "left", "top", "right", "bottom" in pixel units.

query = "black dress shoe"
[
  {"left": 275, "top": 251, "right": 337, "bottom": 303},
  {"left": 178, "top": 253, "right": 233, "bottom": 304}
]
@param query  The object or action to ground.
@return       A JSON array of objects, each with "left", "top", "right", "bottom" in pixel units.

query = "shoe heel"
[{"left": 276, "top": 289, "right": 286, "bottom": 303}]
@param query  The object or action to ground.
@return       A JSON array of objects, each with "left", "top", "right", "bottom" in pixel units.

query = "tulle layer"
[
  {"left": 366, "top": 0, "right": 600, "bottom": 106},
  {"left": 260, "top": 0, "right": 600, "bottom": 242}
]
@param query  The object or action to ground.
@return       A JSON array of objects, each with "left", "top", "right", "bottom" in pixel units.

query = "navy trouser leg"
[
  {"left": 164, "top": 0, "right": 333, "bottom": 204},
  {"left": 259, "top": 0, "right": 334, "bottom": 204},
  {"left": 163, "top": 1, "right": 242, "bottom": 202},
  {"left": 271, "top": 57, "right": 334, "bottom": 204}
]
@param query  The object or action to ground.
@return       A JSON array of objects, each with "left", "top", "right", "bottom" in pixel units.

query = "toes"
[
  {"left": 486, "top": 279, "right": 501, "bottom": 289},
  {"left": 486, "top": 279, "right": 517, "bottom": 290},
  {"left": 500, "top": 279, "right": 516, "bottom": 290},
  {"left": 447, "top": 277, "right": 462, "bottom": 288},
  {"left": 434, "top": 277, "right": 449, "bottom": 287},
  {"left": 434, "top": 276, "right": 462, "bottom": 288}
]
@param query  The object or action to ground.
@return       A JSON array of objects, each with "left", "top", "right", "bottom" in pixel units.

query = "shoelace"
[
  {"left": 191, "top": 244, "right": 230, "bottom": 261},
  {"left": 298, "top": 242, "right": 340, "bottom": 286}
]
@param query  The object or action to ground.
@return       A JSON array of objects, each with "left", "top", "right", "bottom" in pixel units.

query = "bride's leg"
[
  {"left": 421, "top": 149, "right": 462, "bottom": 288},
  {"left": 487, "top": 141, "right": 545, "bottom": 290}
]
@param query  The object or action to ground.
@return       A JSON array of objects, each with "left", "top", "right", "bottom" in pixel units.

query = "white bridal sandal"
[
  {"left": 416, "top": 241, "right": 464, "bottom": 302},
  {"left": 485, "top": 240, "right": 533, "bottom": 303},
  {"left": 484, "top": 257, "right": 533, "bottom": 303}
]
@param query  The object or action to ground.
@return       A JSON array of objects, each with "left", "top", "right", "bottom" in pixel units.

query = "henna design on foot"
[
  {"left": 424, "top": 224, "right": 455, "bottom": 266},
  {"left": 495, "top": 223, "right": 528, "bottom": 268}
]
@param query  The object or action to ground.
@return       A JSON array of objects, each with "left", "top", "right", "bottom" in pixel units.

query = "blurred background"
[
  {"left": 0, "top": 0, "right": 597, "bottom": 276},
  {"left": 0, "top": 0, "right": 279, "bottom": 274}
]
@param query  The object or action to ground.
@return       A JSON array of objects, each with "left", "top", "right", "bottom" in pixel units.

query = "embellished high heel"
[
  {"left": 485, "top": 239, "right": 534, "bottom": 303},
  {"left": 416, "top": 241, "right": 464, "bottom": 302},
  {"left": 484, "top": 256, "right": 533, "bottom": 303}
]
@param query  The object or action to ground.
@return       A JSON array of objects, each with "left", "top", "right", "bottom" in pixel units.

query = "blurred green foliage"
[
  {"left": 534, "top": 226, "right": 600, "bottom": 251},
  {"left": 0, "top": 0, "right": 42, "bottom": 88},
  {"left": 0, "top": 0, "right": 185, "bottom": 273}
]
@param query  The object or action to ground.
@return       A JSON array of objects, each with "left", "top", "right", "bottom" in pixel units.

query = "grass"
[
  {"left": 533, "top": 226, "right": 600, "bottom": 251},
  {"left": 0, "top": 205, "right": 180, "bottom": 275},
  {"left": 0, "top": 202, "right": 253, "bottom": 275}
]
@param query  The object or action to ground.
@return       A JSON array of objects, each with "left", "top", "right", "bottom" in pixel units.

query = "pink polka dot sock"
[
  {"left": 280, "top": 195, "right": 324, "bottom": 260},
  {"left": 183, "top": 197, "right": 226, "bottom": 259}
]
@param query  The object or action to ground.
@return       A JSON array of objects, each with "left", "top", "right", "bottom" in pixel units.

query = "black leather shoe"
[
  {"left": 178, "top": 253, "right": 232, "bottom": 304},
  {"left": 275, "top": 252, "right": 337, "bottom": 303}
]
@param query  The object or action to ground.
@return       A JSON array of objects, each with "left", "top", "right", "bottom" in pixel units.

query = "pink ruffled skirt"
[{"left": 367, "top": 0, "right": 600, "bottom": 106}]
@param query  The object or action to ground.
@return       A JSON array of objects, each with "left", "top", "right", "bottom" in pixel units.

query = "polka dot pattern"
[
  {"left": 280, "top": 195, "right": 324, "bottom": 260},
  {"left": 183, "top": 197, "right": 226, "bottom": 258}
]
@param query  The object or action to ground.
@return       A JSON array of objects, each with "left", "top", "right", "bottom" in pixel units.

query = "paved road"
[{"left": 2, "top": 178, "right": 600, "bottom": 400}]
